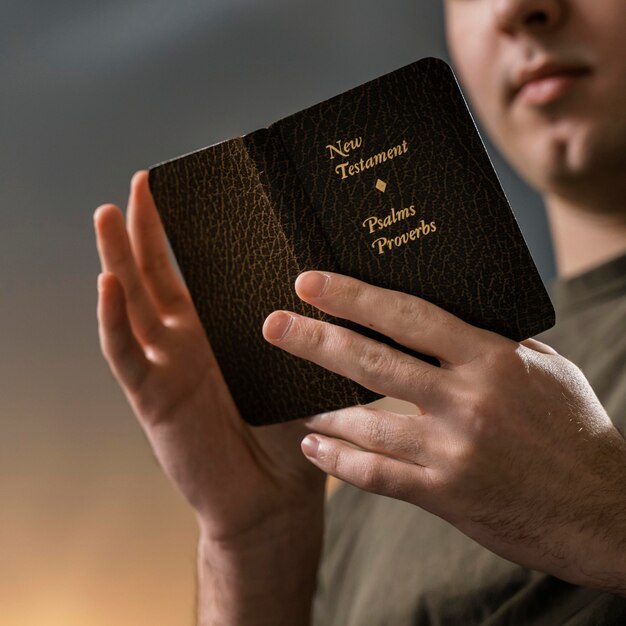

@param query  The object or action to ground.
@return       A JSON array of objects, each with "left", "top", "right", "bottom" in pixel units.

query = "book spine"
[
  {"left": 242, "top": 127, "right": 337, "bottom": 272},
  {"left": 242, "top": 128, "right": 386, "bottom": 411}
]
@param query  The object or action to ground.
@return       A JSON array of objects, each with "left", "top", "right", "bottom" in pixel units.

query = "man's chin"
[
  {"left": 526, "top": 151, "right": 626, "bottom": 216},
  {"left": 515, "top": 123, "right": 618, "bottom": 197}
]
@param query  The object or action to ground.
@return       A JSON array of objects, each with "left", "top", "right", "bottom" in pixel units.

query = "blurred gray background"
[{"left": 0, "top": 1, "right": 554, "bottom": 624}]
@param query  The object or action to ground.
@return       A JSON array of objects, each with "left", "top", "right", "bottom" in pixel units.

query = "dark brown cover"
[{"left": 147, "top": 57, "right": 555, "bottom": 426}]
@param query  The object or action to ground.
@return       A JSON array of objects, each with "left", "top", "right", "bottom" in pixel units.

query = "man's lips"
[{"left": 510, "top": 63, "right": 592, "bottom": 106}]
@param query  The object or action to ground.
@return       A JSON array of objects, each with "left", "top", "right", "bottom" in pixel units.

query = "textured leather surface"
[{"left": 147, "top": 57, "right": 554, "bottom": 426}]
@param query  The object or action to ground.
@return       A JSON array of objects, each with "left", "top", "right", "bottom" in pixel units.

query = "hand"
[
  {"left": 94, "top": 171, "right": 326, "bottom": 547},
  {"left": 263, "top": 270, "right": 626, "bottom": 594},
  {"left": 95, "top": 172, "right": 327, "bottom": 623}
]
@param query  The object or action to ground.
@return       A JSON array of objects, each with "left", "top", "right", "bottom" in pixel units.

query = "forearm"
[{"left": 196, "top": 508, "right": 324, "bottom": 626}]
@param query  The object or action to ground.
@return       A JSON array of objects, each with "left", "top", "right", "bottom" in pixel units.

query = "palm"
[{"left": 94, "top": 171, "right": 325, "bottom": 541}]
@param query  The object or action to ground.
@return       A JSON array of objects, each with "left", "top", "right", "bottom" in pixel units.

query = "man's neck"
[{"left": 544, "top": 193, "right": 626, "bottom": 279}]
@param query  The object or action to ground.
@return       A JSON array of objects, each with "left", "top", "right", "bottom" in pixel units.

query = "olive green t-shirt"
[{"left": 312, "top": 251, "right": 626, "bottom": 625}]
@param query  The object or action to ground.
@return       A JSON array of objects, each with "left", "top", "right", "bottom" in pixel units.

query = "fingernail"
[
  {"left": 297, "top": 271, "right": 330, "bottom": 298},
  {"left": 265, "top": 312, "right": 295, "bottom": 340},
  {"left": 302, "top": 435, "right": 319, "bottom": 458}
]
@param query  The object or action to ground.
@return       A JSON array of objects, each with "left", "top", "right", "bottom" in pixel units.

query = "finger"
[
  {"left": 262, "top": 311, "right": 453, "bottom": 410},
  {"left": 93, "top": 202, "right": 164, "bottom": 346},
  {"left": 521, "top": 337, "right": 559, "bottom": 355},
  {"left": 294, "top": 271, "right": 500, "bottom": 367},
  {"left": 97, "top": 271, "right": 152, "bottom": 394},
  {"left": 126, "top": 170, "right": 191, "bottom": 315},
  {"left": 300, "top": 433, "right": 431, "bottom": 505},
  {"left": 303, "top": 404, "right": 431, "bottom": 465}
]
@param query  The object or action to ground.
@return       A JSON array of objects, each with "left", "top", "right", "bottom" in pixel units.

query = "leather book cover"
[{"left": 147, "top": 57, "right": 555, "bottom": 426}]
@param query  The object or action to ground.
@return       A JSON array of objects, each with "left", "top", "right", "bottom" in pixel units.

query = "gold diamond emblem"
[{"left": 375, "top": 178, "right": 387, "bottom": 193}]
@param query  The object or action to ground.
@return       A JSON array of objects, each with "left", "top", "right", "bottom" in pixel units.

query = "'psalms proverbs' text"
[{"left": 371, "top": 219, "right": 437, "bottom": 255}]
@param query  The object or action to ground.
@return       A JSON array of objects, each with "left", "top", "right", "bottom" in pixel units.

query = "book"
[{"left": 147, "top": 56, "right": 555, "bottom": 427}]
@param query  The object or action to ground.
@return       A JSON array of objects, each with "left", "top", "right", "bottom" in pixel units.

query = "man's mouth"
[{"left": 510, "top": 61, "right": 592, "bottom": 106}]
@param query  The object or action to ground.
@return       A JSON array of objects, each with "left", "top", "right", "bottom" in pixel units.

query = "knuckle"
[
  {"left": 347, "top": 278, "right": 368, "bottom": 306},
  {"left": 481, "top": 340, "right": 521, "bottom": 372},
  {"left": 355, "top": 343, "right": 395, "bottom": 383},
  {"left": 360, "top": 455, "right": 386, "bottom": 492},
  {"left": 398, "top": 429, "right": 422, "bottom": 460},
  {"left": 392, "top": 293, "right": 424, "bottom": 326},
  {"left": 364, "top": 411, "right": 389, "bottom": 449},
  {"left": 107, "top": 247, "right": 127, "bottom": 268},
  {"left": 412, "top": 362, "right": 436, "bottom": 395},
  {"left": 138, "top": 252, "right": 167, "bottom": 278},
  {"left": 464, "top": 388, "right": 487, "bottom": 417},
  {"left": 462, "top": 389, "right": 498, "bottom": 441},
  {"left": 463, "top": 391, "right": 487, "bottom": 423},
  {"left": 305, "top": 320, "right": 327, "bottom": 351},
  {"left": 319, "top": 441, "right": 341, "bottom": 475},
  {"left": 399, "top": 358, "right": 437, "bottom": 399},
  {"left": 360, "top": 456, "right": 406, "bottom": 500},
  {"left": 450, "top": 439, "right": 480, "bottom": 477}
]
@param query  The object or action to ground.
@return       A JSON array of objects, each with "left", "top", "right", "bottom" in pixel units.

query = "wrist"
[
  {"left": 196, "top": 502, "right": 324, "bottom": 626},
  {"left": 564, "top": 447, "right": 626, "bottom": 596},
  {"left": 573, "top": 496, "right": 626, "bottom": 595}
]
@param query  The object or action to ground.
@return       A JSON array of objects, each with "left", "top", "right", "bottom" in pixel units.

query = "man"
[{"left": 93, "top": 0, "right": 626, "bottom": 623}]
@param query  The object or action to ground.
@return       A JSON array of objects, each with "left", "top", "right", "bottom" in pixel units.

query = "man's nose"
[{"left": 493, "top": 0, "right": 565, "bottom": 36}]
